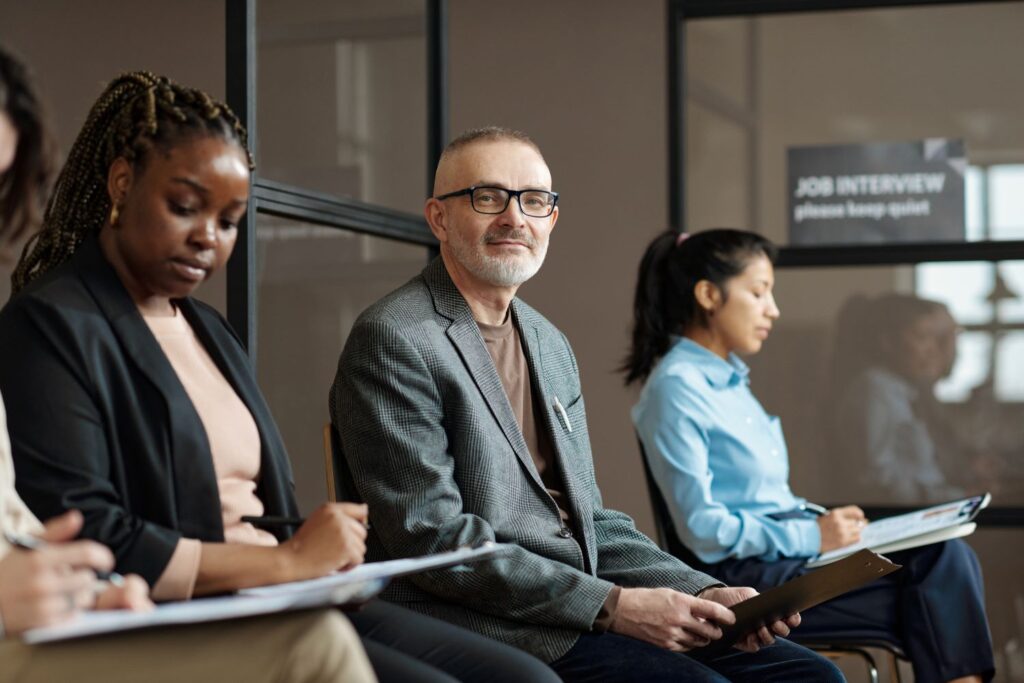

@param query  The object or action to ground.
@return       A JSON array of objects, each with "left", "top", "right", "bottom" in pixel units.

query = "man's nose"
[
  {"left": 497, "top": 196, "right": 526, "bottom": 225},
  {"left": 767, "top": 294, "right": 781, "bottom": 319}
]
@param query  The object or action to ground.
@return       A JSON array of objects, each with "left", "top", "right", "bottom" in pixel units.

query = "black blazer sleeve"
[{"left": 0, "top": 296, "right": 182, "bottom": 583}]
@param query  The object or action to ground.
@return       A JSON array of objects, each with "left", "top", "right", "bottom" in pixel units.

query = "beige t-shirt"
[{"left": 145, "top": 308, "right": 274, "bottom": 600}]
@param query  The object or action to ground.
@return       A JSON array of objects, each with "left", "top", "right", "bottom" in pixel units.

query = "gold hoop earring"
[{"left": 109, "top": 204, "right": 120, "bottom": 227}]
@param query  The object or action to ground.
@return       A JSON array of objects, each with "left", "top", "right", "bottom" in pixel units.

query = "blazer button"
[{"left": 558, "top": 527, "right": 574, "bottom": 539}]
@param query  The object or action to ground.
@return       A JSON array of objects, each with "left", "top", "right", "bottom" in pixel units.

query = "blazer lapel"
[
  {"left": 424, "top": 260, "right": 546, "bottom": 491},
  {"left": 75, "top": 238, "right": 223, "bottom": 540},
  {"left": 515, "top": 305, "right": 596, "bottom": 561}
]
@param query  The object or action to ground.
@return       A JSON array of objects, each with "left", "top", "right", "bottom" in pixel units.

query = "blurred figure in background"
[{"left": 831, "top": 294, "right": 998, "bottom": 504}]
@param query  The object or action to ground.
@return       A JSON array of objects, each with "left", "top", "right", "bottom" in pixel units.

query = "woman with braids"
[
  {"left": 0, "top": 69, "right": 558, "bottom": 683},
  {"left": 0, "top": 51, "right": 376, "bottom": 682},
  {"left": 625, "top": 228, "right": 994, "bottom": 683}
]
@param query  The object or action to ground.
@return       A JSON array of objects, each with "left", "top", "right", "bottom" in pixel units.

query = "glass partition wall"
[{"left": 677, "top": 2, "right": 1024, "bottom": 677}]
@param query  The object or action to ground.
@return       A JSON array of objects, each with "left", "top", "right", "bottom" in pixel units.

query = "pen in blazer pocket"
[{"left": 552, "top": 396, "right": 573, "bottom": 433}]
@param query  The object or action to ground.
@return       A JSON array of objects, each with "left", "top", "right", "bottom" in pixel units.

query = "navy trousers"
[
  {"left": 551, "top": 632, "right": 843, "bottom": 683},
  {"left": 697, "top": 539, "right": 994, "bottom": 683}
]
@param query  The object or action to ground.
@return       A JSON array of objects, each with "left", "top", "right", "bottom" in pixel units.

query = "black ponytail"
[{"left": 622, "top": 228, "right": 777, "bottom": 385}]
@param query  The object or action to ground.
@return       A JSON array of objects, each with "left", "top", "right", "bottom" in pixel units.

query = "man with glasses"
[{"left": 330, "top": 127, "right": 842, "bottom": 682}]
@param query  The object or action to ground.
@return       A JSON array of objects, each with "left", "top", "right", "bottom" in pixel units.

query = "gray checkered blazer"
[{"left": 331, "top": 258, "right": 719, "bottom": 663}]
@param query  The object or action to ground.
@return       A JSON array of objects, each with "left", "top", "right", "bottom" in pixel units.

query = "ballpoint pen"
[
  {"left": 241, "top": 515, "right": 371, "bottom": 530},
  {"left": 800, "top": 502, "right": 828, "bottom": 516}
]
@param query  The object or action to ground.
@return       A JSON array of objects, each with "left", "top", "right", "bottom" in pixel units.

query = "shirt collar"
[{"left": 669, "top": 336, "right": 750, "bottom": 388}]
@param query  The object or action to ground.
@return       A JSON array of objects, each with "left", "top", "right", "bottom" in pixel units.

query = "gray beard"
[{"left": 448, "top": 237, "right": 548, "bottom": 288}]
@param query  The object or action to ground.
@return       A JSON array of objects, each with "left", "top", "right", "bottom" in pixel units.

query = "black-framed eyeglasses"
[{"left": 435, "top": 186, "right": 559, "bottom": 218}]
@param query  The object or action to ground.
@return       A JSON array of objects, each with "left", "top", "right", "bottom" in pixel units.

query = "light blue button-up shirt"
[{"left": 632, "top": 337, "right": 821, "bottom": 563}]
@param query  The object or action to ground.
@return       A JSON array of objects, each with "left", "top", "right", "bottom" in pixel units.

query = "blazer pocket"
[{"left": 551, "top": 393, "right": 584, "bottom": 436}]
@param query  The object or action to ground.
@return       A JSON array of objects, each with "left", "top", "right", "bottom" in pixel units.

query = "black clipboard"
[{"left": 695, "top": 549, "right": 901, "bottom": 658}]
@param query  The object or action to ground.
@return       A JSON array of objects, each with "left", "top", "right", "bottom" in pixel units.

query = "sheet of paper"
[
  {"left": 238, "top": 543, "right": 507, "bottom": 598},
  {"left": 23, "top": 578, "right": 384, "bottom": 645},
  {"left": 808, "top": 493, "right": 989, "bottom": 567}
]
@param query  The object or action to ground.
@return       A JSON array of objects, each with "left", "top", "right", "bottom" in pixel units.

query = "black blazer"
[{"left": 0, "top": 236, "right": 299, "bottom": 585}]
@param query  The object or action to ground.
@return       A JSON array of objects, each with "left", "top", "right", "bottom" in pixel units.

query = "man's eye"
[
  {"left": 523, "top": 195, "right": 546, "bottom": 209},
  {"left": 170, "top": 202, "right": 195, "bottom": 216}
]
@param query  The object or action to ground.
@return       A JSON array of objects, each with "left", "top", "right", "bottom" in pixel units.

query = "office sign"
[{"left": 788, "top": 139, "right": 966, "bottom": 245}]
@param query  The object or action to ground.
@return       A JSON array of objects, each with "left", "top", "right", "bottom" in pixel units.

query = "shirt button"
[
  {"left": 746, "top": 417, "right": 753, "bottom": 424},
  {"left": 558, "top": 527, "right": 574, "bottom": 539},
  {"left": 771, "top": 449, "right": 779, "bottom": 456}
]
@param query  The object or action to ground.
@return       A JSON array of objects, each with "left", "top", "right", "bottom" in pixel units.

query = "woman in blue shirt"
[{"left": 625, "top": 229, "right": 993, "bottom": 683}]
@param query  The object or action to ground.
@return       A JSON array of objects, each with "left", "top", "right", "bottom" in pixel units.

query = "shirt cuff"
[
  {"left": 151, "top": 538, "right": 202, "bottom": 601},
  {"left": 591, "top": 585, "right": 621, "bottom": 632},
  {"left": 793, "top": 518, "right": 822, "bottom": 556}
]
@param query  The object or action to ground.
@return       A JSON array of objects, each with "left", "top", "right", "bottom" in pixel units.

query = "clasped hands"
[{"left": 609, "top": 585, "right": 800, "bottom": 653}]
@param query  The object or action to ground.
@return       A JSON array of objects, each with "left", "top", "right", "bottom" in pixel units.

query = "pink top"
[{"left": 145, "top": 307, "right": 276, "bottom": 600}]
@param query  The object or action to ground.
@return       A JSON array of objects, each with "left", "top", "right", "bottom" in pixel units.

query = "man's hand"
[
  {"left": 609, "top": 587, "right": 735, "bottom": 651},
  {"left": 817, "top": 505, "right": 867, "bottom": 553},
  {"left": 280, "top": 502, "right": 368, "bottom": 581},
  {"left": 0, "top": 510, "right": 114, "bottom": 636},
  {"left": 699, "top": 586, "right": 801, "bottom": 653}
]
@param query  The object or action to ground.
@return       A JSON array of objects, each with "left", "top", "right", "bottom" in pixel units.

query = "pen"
[
  {"left": 241, "top": 515, "right": 371, "bottom": 530},
  {"left": 241, "top": 515, "right": 306, "bottom": 528},
  {"left": 800, "top": 502, "right": 828, "bottom": 516},
  {"left": 552, "top": 396, "right": 573, "bottom": 433},
  {"left": 3, "top": 531, "right": 125, "bottom": 586}
]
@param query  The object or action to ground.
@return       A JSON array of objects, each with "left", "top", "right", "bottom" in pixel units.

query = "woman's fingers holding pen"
[
  {"left": 817, "top": 508, "right": 865, "bottom": 552},
  {"left": 284, "top": 503, "right": 368, "bottom": 580},
  {"left": 95, "top": 574, "right": 153, "bottom": 612}
]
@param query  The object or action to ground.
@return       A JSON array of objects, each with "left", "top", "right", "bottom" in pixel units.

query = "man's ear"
[
  {"left": 693, "top": 279, "right": 721, "bottom": 315},
  {"left": 547, "top": 205, "right": 559, "bottom": 233},
  {"left": 106, "top": 157, "right": 134, "bottom": 209},
  {"left": 424, "top": 198, "right": 449, "bottom": 244}
]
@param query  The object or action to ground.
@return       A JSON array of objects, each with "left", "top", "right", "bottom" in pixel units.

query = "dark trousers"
[
  {"left": 698, "top": 539, "right": 995, "bottom": 683},
  {"left": 551, "top": 632, "right": 843, "bottom": 683},
  {"left": 348, "top": 600, "right": 561, "bottom": 683}
]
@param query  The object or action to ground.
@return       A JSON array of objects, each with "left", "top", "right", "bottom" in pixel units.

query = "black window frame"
[{"left": 224, "top": 0, "right": 445, "bottom": 358}]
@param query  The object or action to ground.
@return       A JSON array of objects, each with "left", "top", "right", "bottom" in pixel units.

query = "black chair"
[{"left": 635, "top": 436, "right": 910, "bottom": 683}]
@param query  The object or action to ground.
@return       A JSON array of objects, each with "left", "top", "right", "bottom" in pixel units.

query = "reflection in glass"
[
  {"left": 750, "top": 262, "right": 1024, "bottom": 510},
  {"left": 255, "top": 216, "right": 426, "bottom": 513},
  {"left": 830, "top": 294, "right": 985, "bottom": 504}
]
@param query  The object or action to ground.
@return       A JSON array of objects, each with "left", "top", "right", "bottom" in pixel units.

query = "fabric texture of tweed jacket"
[{"left": 331, "top": 257, "right": 719, "bottom": 662}]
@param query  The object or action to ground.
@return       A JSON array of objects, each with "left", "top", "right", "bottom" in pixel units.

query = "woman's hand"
[
  {"left": 280, "top": 503, "right": 368, "bottom": 581},
  {"left": 0, "top": 510, "right": 113, "bottom": 636},
  {"left": 817, "top": 505, "right": 867, "bottom": 553},
  {"left": 93, "top": 574, "right": 153, "bottom": 612}
]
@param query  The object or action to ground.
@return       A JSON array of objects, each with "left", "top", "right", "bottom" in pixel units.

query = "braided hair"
[{"left": 11, "top": 71, "right": 251, "bottom": 292}]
